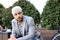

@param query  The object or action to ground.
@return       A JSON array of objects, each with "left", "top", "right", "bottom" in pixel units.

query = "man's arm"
[
  {"left": 8, "top": 20, "right": 16, "bottom": 40},
  {"left": 11, "top": 20, "right": 16, "bottom": 37},
  {"left": 16, "top": 18, "right": 35, "bottom": 40}
]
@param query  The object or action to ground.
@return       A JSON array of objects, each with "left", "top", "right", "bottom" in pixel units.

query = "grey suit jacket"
[{"left": 11, "top": 15, "right": 35, "bottom": 40}]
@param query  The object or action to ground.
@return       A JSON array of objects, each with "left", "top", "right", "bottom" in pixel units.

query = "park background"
[{"left": 0, "top": 0, "right": 60, "bottom": 30}]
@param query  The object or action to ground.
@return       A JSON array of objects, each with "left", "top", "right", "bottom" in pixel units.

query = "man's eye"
[
  {"left": 15, "top": 14, "right": 17, "bottom": 15},
  {"left": 18, "top": 13, "right": 21, "bottom": 14},
  {"left": 18, "top": 12, "right": 22, "bottom": 14}
]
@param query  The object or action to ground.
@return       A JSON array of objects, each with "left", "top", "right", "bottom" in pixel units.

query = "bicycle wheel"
[{"left": 52, "top": 33, "right": 60, "bottom": 40}]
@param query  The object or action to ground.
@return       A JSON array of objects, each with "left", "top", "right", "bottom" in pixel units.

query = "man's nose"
[{"left": 17, "top": 14, "right": 20, "bottom": 17}]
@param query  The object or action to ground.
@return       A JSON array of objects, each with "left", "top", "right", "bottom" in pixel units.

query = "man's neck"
[
  {"left": 17, "top": 19, "right": 23, "bottom": 25},
  {"left": 18, "top": 21, "right": 23, "bottom": 25}
]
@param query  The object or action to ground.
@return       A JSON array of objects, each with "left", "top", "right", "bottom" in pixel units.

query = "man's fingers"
[
  {"left": 8, "top": 38, "right": 11, "bottom": 40},
  {"left": 8, "top": 38, "right": 14, "bottom": 40},
  {"left": 9, "top": 36, "right": 16, "bottom": 40},
  {"left": 11, "top": 37, "right": 16, "bottom": 40}
]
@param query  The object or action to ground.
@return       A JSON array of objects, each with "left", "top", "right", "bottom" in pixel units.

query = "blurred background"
[{"left": 0, "top": 0, "right": 60, "bottom": 30}]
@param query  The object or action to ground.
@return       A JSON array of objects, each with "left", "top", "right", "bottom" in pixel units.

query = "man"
[{"left": 8, "top": 6, "right": 36, "bottom": 40}]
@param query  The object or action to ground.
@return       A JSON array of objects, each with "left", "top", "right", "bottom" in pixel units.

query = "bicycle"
[{"left": 51, "top": 28, "right": 60, "bottom": 40}]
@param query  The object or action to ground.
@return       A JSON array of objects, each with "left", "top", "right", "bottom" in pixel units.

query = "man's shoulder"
[
  {"left": 24, "top": 15, "right": 33, "bottom": 20},
  {"left": 11, "top": 19, "right": 17, "bottom": 23}
]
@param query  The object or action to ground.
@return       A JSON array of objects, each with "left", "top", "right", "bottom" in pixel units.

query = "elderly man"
[{"left": 8, "top": 6, "right": 38, "bottom": 40}]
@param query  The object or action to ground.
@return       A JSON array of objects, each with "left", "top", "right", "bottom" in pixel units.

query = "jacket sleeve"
[
  {"left": 16, "top": 18, "right": 35, "bottom": 40},
  {"left": 11, "top": 20, "right": 16, "bottom": 37}
]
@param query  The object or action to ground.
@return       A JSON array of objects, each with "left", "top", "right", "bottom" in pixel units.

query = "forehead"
[
  {"left": 13, "top": 12, "right": 22, "bottom": 15},
  {"left": 12, "top": 6, "right": 22, "bottom": 15}
]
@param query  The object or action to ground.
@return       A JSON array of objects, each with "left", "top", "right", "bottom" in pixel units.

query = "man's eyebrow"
[
  {"left": 14, "top": 13, "right": 17, "bottom": 15},
  {"left": 19, "top": 12, "right": 22, "bottom": 13},
  {"left": 18, "top": 12, "right": 22, "bottom": 14}
]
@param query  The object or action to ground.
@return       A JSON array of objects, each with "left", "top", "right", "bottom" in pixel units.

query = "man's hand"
[{"left": 8, "top": 36, "right": 16, "bottom": 40}]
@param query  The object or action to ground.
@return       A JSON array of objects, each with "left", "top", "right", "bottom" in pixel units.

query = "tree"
[
  {"left": 2, "top": 0, "right": 40, "bottom": 28},
  {"left": 0, "top": 4, "right": 4, "bottom": 18},
  {"left": 2, "top": 7, "right": 13, "bottom": 28},
  {"left": 41, "top": 0, "right": 60, "bottom": 30},
  {"left": 0, "top": 4, "right": 5, "bottom": 25}
]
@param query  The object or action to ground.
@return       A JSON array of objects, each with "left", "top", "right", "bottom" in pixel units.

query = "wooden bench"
[
  {"left": 0, "top": 32, "right": 8, "bottom": 40},
  {"left": 0, "top": 28, "right": 58, "bottom": 40},
  {"left": 40, "top": 29, "right": 58, "bottom": 40}
]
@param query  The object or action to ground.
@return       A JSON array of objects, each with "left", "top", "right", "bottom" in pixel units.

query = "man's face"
[{"left": 13, "top": 12, "right": 23, "bottom": 22}]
